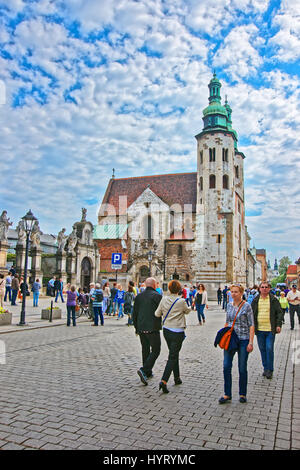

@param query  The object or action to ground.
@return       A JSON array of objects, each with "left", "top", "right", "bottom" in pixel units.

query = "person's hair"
[
  {"left": 104, "top": 281, "right": 109, "bottom": 287},
  {"left": 14, "top": 274, "right": 19, "bottom": 279},
  {"left": 70, "top": 285, "right": 76, "bottom": 292},
  {"left": 89, "top": 282, "right": 95, "bottom": 286},
  {"left": 36, "top": 279, "right": 39, "bottom": 282},
  {"left": 113, "top": 282, "right": 117, "bottom": 287},
  {"left": 198, "top": 284, "right": 205, "bottom": 290},
  {"left": 78, "top": 287, "right": 83, "bottom": 293},
  {"left": 230, "top": 284, "right": 245, "bottom": 294},
  {"left": 95, "top": 283, "right": 101, "bottom": 289},
  {"left": 0, "top": 274, "right": 4, "bottom": 279},
  {"left": 128, "top": 285, "right": 134, "bottom": 293},
  {"left": 259, "top": 281, "right": 271, "bottom": 288},
  {"left": 129, "top": 280, "right": 135, "bottom": 286},
  {"left": 168, "top": 280, "right": 181, "bottom": 294}
]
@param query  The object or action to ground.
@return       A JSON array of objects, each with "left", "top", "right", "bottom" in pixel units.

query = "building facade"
[{"left": 95, "top": 74, "right": 248, "bottom": 297}]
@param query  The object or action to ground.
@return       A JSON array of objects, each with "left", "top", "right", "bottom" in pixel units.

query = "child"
[{"left": 114, "top": 285, "right": 125, "bottom": 319}]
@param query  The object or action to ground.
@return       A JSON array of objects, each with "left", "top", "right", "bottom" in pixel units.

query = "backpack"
[
  {"left": 94, "top": 290, "right": 103, "bottom": 303},
  {"left": 124, "top": 292, "right": 134, "bottom": 306}
]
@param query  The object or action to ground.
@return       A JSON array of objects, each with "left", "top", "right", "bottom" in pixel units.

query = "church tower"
[{"left": 193, "top": 73, "right": 247, "bottom": 295}]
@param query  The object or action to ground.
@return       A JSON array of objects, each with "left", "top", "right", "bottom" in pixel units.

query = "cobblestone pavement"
[{"left": 0, "top": 301, "right": 299, "bottom": 450}]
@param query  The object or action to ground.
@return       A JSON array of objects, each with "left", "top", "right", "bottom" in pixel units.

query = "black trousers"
[
  {"left": 162, "top": 328, "right": 185, "bottom": 383},
  {"left": 289, "top": 304, "right": 300, "bottom": 330},
  {"left": 139, "top": 331, "right": 161, "bottom": 377}
]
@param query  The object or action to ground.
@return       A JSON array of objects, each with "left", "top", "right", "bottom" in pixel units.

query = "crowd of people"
[{"left": 2, "top": 266, "right": 300, "bottom": 404}]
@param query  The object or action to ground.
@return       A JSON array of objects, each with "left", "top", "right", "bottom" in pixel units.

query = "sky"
[{"left": 0, "top": 0, "right": 299, "bottom": 266}]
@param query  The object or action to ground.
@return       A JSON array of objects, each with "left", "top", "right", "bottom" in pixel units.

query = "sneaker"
[
  {"left": 218, "top": 396, "right": 231, "bottom": 404},
  {"left": 137, "top": 368, "right": 148, "bottom": 386},
  {"left": 239, "top": 396, "right": 247, "bottom": 403},
  {"left": 265, "top": 370, "right": 273, "bottom": 379}
]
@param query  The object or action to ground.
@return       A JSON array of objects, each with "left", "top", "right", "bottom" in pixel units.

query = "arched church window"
[
  {"left": 222, "top": 148, "right": 228, "bottom": 162},
  {"left": 143, "top": 215, "right": 153, "bottom": 240},
  {"left": 223, "top": 175, "right": 229, "bottom": 189},
  {"left": 209, "top": 148, "right": 216, "bottom": 162},
  {"left": 209, "top": 174, "right": 216, "bottom": 189}
]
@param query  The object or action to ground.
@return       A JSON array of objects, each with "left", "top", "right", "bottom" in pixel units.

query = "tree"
[{"left": 278, "top": 256, "right": 292, "bottom": 276}]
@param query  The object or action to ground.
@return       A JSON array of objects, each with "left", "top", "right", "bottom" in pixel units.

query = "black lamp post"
[{"left": 18, "top": 210, "right": 38, "bottom": 326}]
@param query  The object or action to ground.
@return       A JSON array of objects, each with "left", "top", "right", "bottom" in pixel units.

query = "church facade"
[{"left": 95, "top": 74, "right": 248, "bottom": 297}]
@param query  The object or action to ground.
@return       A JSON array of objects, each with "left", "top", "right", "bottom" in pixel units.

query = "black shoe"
[
  {"left": 174, "top": 378, "right": 182, "bottom": 385},
  {"left": 137, "top": 368, "right": 148, "bottom": 386},
  {"left": 159, "top": 381, "right": 169, "bottom": 393},
  {"left": 265, "top": 370, "right": 273, "bottom": 379},
  {"left": 218, "top": 396, "right": 231, "bottom": 404},
  {"left": 239, "top": 396, "right": 247, "bottom": 403}
]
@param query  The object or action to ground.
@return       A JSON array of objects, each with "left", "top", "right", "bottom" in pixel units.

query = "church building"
[{"left": 95, "top": 74, "right": 248, "bottom": 297}]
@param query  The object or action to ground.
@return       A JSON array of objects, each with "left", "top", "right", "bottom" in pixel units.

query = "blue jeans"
[
  {"left": 196, "top": 304, "right": 205, "bottom": 323},
  {"left": 67, "top": 305, "right": 76, "bottom": 326},
  {"left": 11, "top": 289, "right": 18, "bottom": 305},
  {"left": 93, "top": 306, "right": 103, "bottom": 326},
  {"left": 33, "top": 292, "right": 39, "bottom": 307},
  {"left": 256, "top": 331, "right": 275, "bottom": 372},
  {"left": 55, "top": 290, "right": 64, "bottom": 302},
  {"left": 223, "top": 339, "right": 249, "bottom": 397},
  {"left": 117, "top": 303, "right": 124, "bottom": 318},
  {"left": 4, "top": 286, "right": 11, "bottom": 302}
]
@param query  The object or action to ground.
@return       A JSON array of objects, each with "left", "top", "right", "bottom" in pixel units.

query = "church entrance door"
[
  {"left": 81, "top": 257, "right": 92, "bottom": 290},
  {"left": 139, "top": 265, "right": 149, "bottom": 283}
]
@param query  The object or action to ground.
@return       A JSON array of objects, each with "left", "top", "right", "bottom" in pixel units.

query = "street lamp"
[
  {"left": 147, "top": 250, "right": 153, "bottom": 277},
  {"left": 18, "top": 210, "right": 38, "bottom": 326}
]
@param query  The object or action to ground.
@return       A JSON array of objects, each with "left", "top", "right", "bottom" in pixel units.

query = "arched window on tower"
[
  {"left": 209, "top": 148, "right": 216, "bottom": 162},
  {"left": 209, "top": 174, "right": 216, "bottom": 189},
  {"left": 223, "top": 174, "right": 229, "bottom": 189},
  {"left": 200, "top": 150, "right": 203, "bottom": 164},
  {"left": 222, "top": 148, "right": 228, "bottom": 162},
  {"left": 199, "top": 177, "right": 203, "bottom": 191}
]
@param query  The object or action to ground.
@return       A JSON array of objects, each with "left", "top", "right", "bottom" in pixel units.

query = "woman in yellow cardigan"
[{"left": 279, "top": 291, "right": 289, "bottom": 324}]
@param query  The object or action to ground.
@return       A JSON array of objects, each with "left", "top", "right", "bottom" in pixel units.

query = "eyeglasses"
[{"left": 260, "top": 286, "right": 270, "bottom": 289}]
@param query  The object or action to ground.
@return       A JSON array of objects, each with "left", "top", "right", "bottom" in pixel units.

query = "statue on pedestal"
[
  {"left": 30, "top": 220, "right": 43, "bottom": 248},
  {"left": 57, "top": 228, "right": 68, "bottom": 253},
  {"left": 67, "top": 227, "right": 78, "bottom": 255},
  {"left": 0, "top": 211, "right": 12, "bottom": 242},
  {"left": 81, "top": 208, "right": 87, "bottom": 222},
  {"left": 16, "top": 219, "right": 26, "bottom": 245}
]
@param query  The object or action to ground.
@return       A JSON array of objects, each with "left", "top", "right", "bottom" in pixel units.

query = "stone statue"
[
  {"left": 67, "top": 227, "right": 78, "bottom": 255},
  {"left": 57, "top": 228, "right": 68, "bottom": 253},
  {"left": 81, "top": 208, "right": 87, "bottom": 222},
  {"left": 30, "top": 220, "right": 43, "bottom": 248},
  {"left": 0, "top": 210, "right": 12, "bottom": 242},
  {"left": 16, "top": 219, "right": 26, "bottom": 245}
]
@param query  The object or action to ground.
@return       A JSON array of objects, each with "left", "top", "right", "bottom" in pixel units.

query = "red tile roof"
[
  {"left": 287, "top": 265, "right": 297, "bottom": 274},
  {"left": 101, "top": 173, "right": 197, "bottom": 215}
]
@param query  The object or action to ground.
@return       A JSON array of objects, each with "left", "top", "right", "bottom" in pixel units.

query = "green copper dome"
[{"left": 203, "top": 102, "right": 228, "bottom": 117}]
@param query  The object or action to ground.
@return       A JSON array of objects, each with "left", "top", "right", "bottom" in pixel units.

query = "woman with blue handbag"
[
  {"left": 155, "top": 280, "right": 191, "bottom": 393},
  {"left": 219, "top": 284, "right": 254, "bottom": 404}
]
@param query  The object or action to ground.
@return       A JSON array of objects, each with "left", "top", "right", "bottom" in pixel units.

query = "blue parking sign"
[{"left": 111, "top": 253, "right": 122, "bottom": 269}]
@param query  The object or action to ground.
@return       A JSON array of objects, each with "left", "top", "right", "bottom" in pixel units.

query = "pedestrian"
[
  {"left": 154, "top": 280, "right": 191, "bottom": 393},
  {"left": 103, "top": 281, "right": 110, "bottom": 314},
  {"left": 251, "top": 281, "right": 283, "bottom": 379},
  {"left": 219, "top": 284, "right": 254, "bottom": 404},
  {"left": 156, "top": 281, "right": 163, "bottom": 295},
  {"left": 124, "top": 284, "right": 135, "bottom": 326},
  {"left": 32, "top": 278, "right": 41, "bottom": 307},
  {"left": 114, "top": 284, "right": 125, "bottom": 319},
  {"left": 66, "top": 284, "right": 77, "bottom": 327},
  {"left": 4, "top": 272, "right": 12, "bottom": 302},
  {"left": 194, "top": 283, "right": 208, "bottom": 325},
  {"left": 91, "top": 283, "right": 104, "bottom": 326},
  {"left": 0, "top": 274, "right": 5, "bottom": 307},
  {"left": 279, "top": 291, "right": 289, "bottom": 325},
  {"left": 54, "top": 277, "right": 64, "bottom": 303},
  {"left": 48, "top": 277, "right": 55, "bottom": 297},
  {"left": 109, "top": 282, "right": 118, "bottom": 316},
  {"left": 133, "top": 277, "right": 163, "bottom": 386},
  {"left": 286, "top": 285, "right": 300, "bottom": 330},
  {"left": 222, "top": 286, "right": 228, "bottom": 310},
  {"left": 88, "top": 282, "right": 95, "bottom": 320},
  {"left": 11, "top": 274, "right": 19, "bottom": 306},
  {"left": 217, "top": 287, "right": 222, "bottom": 306},
  {"left": 9, "top": 265, "right": 16, "bottom": 277},
  {"left": 78, "top": 287, "right": 88, "bottom": 306}
]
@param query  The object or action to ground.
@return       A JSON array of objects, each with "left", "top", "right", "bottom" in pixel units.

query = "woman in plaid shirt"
[{"left": 219, "top": 284, "right": 255, "bottom": 404}]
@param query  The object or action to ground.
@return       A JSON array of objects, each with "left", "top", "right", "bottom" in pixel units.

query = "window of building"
[
  {"left": 199, "top": 176, "right": 203, "bottom": 191},
  {"left": 209, "top": 174, "right": 216, "bottom": 189},
  {"left": 200, "top": 150, "right": 203, "bottom": 164},
  {"left": 235, "top": 165, "right": 239, "bottom": 178},
  {"left": 143, "top": 215, "right": 153, "bottom": 240},
  {"left": 222, "top": 148, "right": 228, "bottom": 162},
  {"left": 178, "top": 245, "right": 183, "bottom": 257},
  {"left": 223, "top": 174, "right": 229, "bottom": 189},
  {"left": 209, "top": 147, "right": 216, "bottom": 162}
]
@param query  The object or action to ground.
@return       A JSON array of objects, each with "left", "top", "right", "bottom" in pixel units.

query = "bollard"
[{"left": 49, "top": 300, "right": 53, "bottom": 322}]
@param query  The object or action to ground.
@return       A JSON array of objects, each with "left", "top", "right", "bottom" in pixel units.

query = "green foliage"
[
  {"left": 278, "top": 256, "right": 292, "bottom": 275},
  {"left": 271, "top": 272, "right": 286, "bottom": 288}
]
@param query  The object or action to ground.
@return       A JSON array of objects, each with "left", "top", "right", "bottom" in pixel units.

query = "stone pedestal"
[
  {"left": 56, "top": 252, "right": 67, "bottom": 285},
  {"left": 41, "top": 308, "right": 62, "bottom": 320},
  {"left": 66, "top": 253, "right": 77, "bottom": 285},
  {"left": 0, "top": 311, "right": 12, "bottom": 326},
  {"left": 15, "top": 243, "right": 26, "bottom": 275},
  {"left": 0, "top": 241, "right": 9, "bottom": 275},
  {"left": 30, "top": 247, "right": 43, "bottom": 285}
]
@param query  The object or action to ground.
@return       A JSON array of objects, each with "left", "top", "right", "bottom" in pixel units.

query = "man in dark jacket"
[
  {"left": 251, "top": 281, "right": 283, "bottom": 379},
  {"left": 133, "top": 277, "right": 162, "bottom": 385}
]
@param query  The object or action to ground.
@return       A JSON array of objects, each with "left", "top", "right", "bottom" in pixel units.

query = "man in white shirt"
[{"left": 287, "top": 285, "right": 300, "bottom": 330}]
